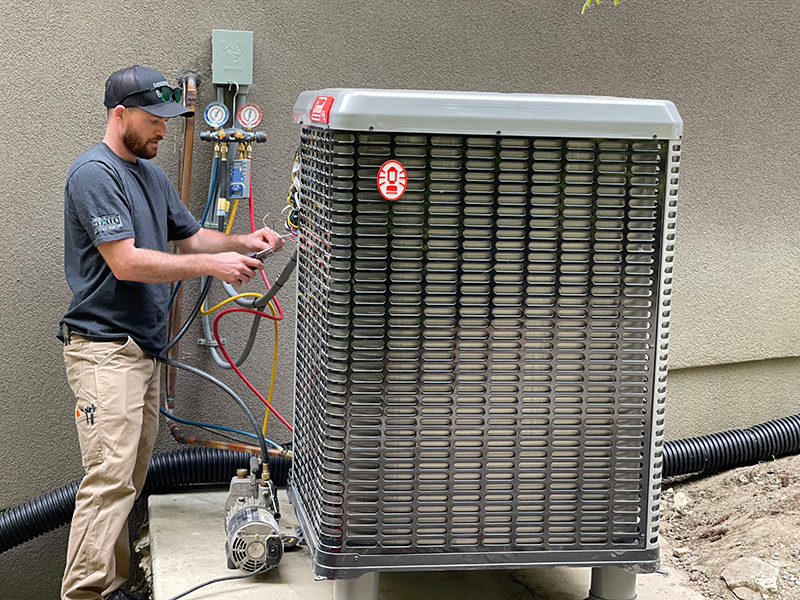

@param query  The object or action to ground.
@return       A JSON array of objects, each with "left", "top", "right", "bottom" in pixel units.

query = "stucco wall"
[{"left": 2, "top": 1, "right": 799, "bottom": 597}]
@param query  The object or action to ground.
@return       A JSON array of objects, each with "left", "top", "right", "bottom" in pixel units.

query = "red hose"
[{"left": 213, "top": 307, "right": 293, "bottom": 432}]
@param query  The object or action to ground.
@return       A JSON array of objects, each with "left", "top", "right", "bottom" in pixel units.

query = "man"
[{"left": 59, "top": 65, "right": 284, "bottom": 600}]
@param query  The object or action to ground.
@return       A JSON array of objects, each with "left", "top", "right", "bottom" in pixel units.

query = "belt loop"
[{"left": 63, "top": 324, "right": 71, "bottom": 346}]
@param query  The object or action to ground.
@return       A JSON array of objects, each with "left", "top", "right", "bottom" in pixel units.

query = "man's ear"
[{"left": 111, "top": 105, "right": 127, "bottom": 124}]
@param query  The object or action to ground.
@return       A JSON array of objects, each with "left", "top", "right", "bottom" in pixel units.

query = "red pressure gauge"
[{"left": 237, "top": 103, "right": 263, "bottom": 129}]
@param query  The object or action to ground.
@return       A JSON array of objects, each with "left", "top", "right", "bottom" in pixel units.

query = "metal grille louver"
[
  {"left": 230, "top": 536, "right": 261, "bottom": 572},
  {"left": 289, "top": 91, "right": 680, "bottom": 578}
]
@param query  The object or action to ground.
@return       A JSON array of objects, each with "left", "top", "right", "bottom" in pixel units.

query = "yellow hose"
[
  {"left": 262, "top": 300, "right": 279, "bottom": 436},
  {"left": 212, "top": 189, "right": 280, "bottom": 439},
  {"left": 201, "top": 293, "right": 262, "bottom": 315},
  {"left": 225, "top": 197, "right": 240, "bottom": 235}
]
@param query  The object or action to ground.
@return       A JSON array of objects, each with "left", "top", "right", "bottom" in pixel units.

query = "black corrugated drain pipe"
[
  {"left": 662, "top": 413, "right": 800, "bottom": 478},
  {"left": 0, "top": 447, "right": 290, "bottom": 554},
  {"left": 3, "top": 414, "right": 800, "bottom": 555}
]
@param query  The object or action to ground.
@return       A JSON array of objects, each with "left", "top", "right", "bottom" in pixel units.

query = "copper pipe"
[
  {"left": 167, "top": 421, "right": 288, "bottom": 458},
  {"left": 166, "top": 71, "right": 199, "bottom": 397},
  {"left": 178, "top": 73, "right": 198, "bottom": 208}
]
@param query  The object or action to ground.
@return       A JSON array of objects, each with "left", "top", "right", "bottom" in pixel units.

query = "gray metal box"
[
  {"left": 211, "top": 29, "right": 253, "bottom": 86},
  {"left": 289, "top": 89, "right": 682, "bottom": 580}
]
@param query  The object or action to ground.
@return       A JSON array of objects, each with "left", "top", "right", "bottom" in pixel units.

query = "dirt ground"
[{"left": 659, "top": 453, "right": 800, "bottom": 599}]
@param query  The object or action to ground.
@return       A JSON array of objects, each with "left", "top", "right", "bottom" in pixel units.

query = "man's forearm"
[
  {"left": 97, "top": 234, "right": 265, "bottom": 285},
  {"left": 116, "top": 247, "right": 215, "bottom": 283},
  {"left": 180, "top": 228, "right": 251, "bottom": 255}
]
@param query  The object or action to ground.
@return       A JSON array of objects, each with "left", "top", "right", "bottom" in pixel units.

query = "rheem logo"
[
  {"left": 310, "top": 96, "right": 334, "bottom": 123},
  {"left": 377, "top": 160, "right": 408, "bottom": 201}
]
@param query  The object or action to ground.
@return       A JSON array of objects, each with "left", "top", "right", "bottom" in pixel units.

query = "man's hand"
[
  {"left": 209, "top": 252, "right": 263, "bottom": 286},
  {"left": 243, "top": 227, "right": 286, "bottom": 254}
]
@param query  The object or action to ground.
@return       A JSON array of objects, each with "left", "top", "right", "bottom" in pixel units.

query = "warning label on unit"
[
  {"left": 310, "top": 96, "right": 334, "bottom": 123},
  {"left": 377, "top": 160, "right": 407, "bottom": 201}
]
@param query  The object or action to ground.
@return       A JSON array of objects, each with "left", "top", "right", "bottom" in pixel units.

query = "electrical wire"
[
  {"left": 283, "top": 147, "right": 301, "bottom": 237},
  {"left": 167, "top": 562, "right": 269, "bottom": 600},
  {"left": 213, "top": 307, "right": 294, "bottom": 432}
]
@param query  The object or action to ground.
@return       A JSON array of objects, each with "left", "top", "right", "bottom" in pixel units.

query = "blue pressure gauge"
[{"left": 203, "top": 102, "right": 230, "bottom": 128}]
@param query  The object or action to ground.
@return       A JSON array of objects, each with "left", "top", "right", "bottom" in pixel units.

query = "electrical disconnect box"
[
  {"left": 211, "top": 29, "right": 253, "bottom": 86},
  {"left": 289, "top": 89, "right": 682, "bottom": 581}
]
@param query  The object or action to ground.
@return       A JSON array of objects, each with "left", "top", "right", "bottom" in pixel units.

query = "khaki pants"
[{"left": 61, "top": 335, "right": 160, "bottom": 600}]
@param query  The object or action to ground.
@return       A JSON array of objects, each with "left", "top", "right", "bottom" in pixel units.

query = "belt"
[{"left": 62, "top": 324, "right": 127, "bottom": 346}]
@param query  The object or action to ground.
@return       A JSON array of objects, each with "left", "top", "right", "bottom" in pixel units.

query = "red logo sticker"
[
  {"left": 310, "top": 96, "right": 334, "bottom": 124},
  {"left": 377, "top": 160, "right": 408, "bottom": 201}
]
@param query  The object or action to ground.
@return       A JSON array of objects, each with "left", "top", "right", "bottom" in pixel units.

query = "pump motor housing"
[
  {"left": 225, "top": 500, "right": 282, "bottom": 572},
  {"left": 288, "top": 89, "right": 682, "bottom": 579},
  {"left": 223, "top": 463, "right": 283, "bottom": 573}
]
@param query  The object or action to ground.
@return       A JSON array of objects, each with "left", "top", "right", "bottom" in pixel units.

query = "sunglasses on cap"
[{"left": 118, "top": 85, "right": 183, "bottom": 105}]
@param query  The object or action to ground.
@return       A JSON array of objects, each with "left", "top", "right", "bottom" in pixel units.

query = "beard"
[{"left": 122, "top": 127, "right": 160, "bottom": 159}]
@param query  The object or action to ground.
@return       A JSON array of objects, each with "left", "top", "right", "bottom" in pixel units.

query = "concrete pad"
[{"left": 149, "top": 490, "right": 705, "bottom": 600}]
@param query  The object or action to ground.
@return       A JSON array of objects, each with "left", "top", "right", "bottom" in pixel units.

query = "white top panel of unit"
[{"left": 293, "top": 89, "right": 682, "bottom": 140}]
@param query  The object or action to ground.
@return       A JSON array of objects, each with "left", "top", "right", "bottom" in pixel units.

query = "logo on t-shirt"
[{"left": 91, "top": 214, "right": 123, "bottom": 236}]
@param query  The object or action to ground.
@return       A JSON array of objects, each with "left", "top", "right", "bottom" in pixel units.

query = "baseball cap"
[{"left": 104, "top": 65, "right": 194, "bottom": 118}]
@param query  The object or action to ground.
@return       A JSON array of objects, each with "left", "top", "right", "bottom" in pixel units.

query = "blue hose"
[{"left": 159, "top": 407, "right": 280, "bottom": 449}]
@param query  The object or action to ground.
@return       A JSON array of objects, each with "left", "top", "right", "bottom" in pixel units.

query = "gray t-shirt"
[{"left": 59, "top": 143, "right": 201, "bottom": 354}]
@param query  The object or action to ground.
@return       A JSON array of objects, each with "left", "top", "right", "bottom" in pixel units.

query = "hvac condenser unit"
[{"left": 289, "top": 89, "right": 681, "bottom": 593}]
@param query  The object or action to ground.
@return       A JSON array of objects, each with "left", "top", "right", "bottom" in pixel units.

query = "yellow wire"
[
  {"left": 224, "top": 198, "right": 240, "bottom": 235},
  {"left": 262, "top": 300, "right": 279, "bottom": 436},
  {"left": 201, "top": 293, "right": 262, "bottom": 315}
]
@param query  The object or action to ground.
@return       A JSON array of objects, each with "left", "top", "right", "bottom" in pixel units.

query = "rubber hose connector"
[{"left": 0, "top": 447, "right": 291, "bottom": 554}]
